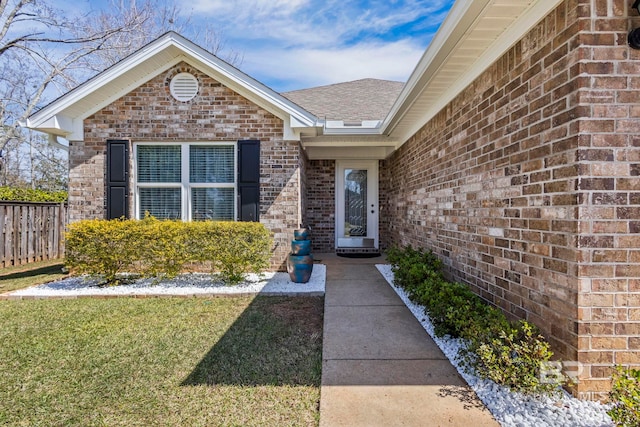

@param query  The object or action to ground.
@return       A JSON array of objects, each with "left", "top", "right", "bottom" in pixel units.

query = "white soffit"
[
  {"left": 304, "top": 146, "right": 396, "bottom": 160},
  {"left": 28, "top": 42, "right": 185, "bottom": 131},
  {"left": 301, "top": 134, "right": 398, "bottom": 160},
  {"left": 383, "top": 0, "right": 564, "bottom": 145}
]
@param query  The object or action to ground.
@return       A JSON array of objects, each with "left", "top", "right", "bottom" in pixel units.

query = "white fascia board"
[
  {"left": 304, "top": 145, "right": 394, "bottom": 160},
  {"left": 28, "top": 32, "right": 319, "bottom": 132},
  {"left": 382, "top": 0, "right": 563, "bottom": 143},
  {"left": 302, "top": 138, "right": 397, "bottom": 148},
  {"left": 321, "top": 127, "right": 382, "bottom": 136},
  {"left": 28, "top": 35, "right": 180, "bottom": 126},
  {"left": 290, "top": 115, "right": 311, "bottom": 128},
  {"left": 283, "top": 116, "right": 302, "bottom": 140},
  {"left": 69, "top": 118, "right": 85, "bottom": 141},
  {"left": 25, "top": 114, "right": 75, "bottom": 136},
  {"left": 381, "top": 0, "right": 491, "bottom": 136}
]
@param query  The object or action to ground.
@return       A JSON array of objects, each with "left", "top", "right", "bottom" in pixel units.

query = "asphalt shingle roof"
[{"left": 282, "top": 78, "right": 404, "bottom": 123}]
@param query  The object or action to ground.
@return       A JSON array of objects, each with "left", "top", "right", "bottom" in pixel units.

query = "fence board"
[
  {"left": 0, "top": 207, "right": 5, "bottom": 263},
  {"left": 0, "top": 202, "right": 68, "bottom": 268}
]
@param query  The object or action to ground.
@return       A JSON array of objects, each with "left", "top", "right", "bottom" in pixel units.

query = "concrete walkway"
[{"left": 317, "top": 253, "right": 498, "bottom": 427}]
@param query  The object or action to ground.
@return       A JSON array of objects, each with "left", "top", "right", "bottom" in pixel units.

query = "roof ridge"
[{"left": 283, "top": 78, "right": 404, "bottom": 95}]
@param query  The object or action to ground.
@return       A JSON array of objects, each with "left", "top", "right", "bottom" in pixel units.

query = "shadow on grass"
[
  {"left": 182, "top": 296, "right": 323, "bottom": 387},
  {"left": 0, "top": 263, "right": 65, "bottom": 281}
]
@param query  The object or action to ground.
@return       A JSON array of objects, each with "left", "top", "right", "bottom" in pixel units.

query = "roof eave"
[
  {"left": 27, "top": 31, "right": 318, "bottom": 138},
  {"left": 381, "top": 0, "right": 564, "bottom": 144},
  {"left": 301, "top": 134, "right": 399, "bottom": 160}
]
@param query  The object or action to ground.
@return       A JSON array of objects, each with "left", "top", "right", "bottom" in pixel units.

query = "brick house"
[{"left": 28, "top": 0, "right": 639, "bottom": 399}]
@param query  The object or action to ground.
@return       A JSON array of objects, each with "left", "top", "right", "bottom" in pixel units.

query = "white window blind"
[
  {"left": 136, "top": 143, "right": 236, "bottom": 221},
  {"left": 137, "top": 145, "right": 181, "bottom": 183},
  {"left": 139, "top": 188, "right": 182, "bottom": 219},
  {"left": 191, "top": 188, "right": 235, "bottom": 220},
  {"left": 190, "top": 146, "right": 234, "bottom": 183}
]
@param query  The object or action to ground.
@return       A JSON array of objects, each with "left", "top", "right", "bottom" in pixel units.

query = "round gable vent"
[{"left": 170, "top": 72, "right": 199, "bottom": 102}]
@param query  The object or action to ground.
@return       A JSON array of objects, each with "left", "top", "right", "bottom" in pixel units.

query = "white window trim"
[{"left": 133, "top": 141, "right": 238, "bottom": 221}]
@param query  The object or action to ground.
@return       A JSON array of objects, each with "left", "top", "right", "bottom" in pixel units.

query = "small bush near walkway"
[
  {"left": 65, "top": 216, "right": 272, "bottom": 285},
  {"left": 386, "top": 245, "right": 570, "bottom": 396}
]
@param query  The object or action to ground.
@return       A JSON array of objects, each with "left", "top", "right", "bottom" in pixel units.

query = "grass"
[
  {"left": 0, "top": 258, "right": 67, "bottom": 293},
  {"left": 0, "top": 296, "right": 323, "bottom": 426}
]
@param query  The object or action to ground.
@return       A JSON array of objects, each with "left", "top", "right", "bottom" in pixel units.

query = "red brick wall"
[
  {"left": 71, "top": 62, "right": 303, "bottom": 269},
  {"left": 381, "top": 0, "right": 640, "bottom": 399}
]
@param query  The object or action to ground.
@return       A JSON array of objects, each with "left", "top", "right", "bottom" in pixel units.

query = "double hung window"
[{"left": 135, "top": 143, "right": 236, "bottom": 221}]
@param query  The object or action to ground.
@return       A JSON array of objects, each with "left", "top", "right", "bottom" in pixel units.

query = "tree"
[
  {"left": 0, "top": 0, "right": 240, "bottom": 188},
  {"left": 0, "top": 0, "right": 156, "bottom": 153},
  {"left": 27, "top": 130, "right": 67, "bottom": 190}
]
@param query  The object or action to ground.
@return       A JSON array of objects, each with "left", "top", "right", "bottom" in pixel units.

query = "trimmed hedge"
[
  {"left": 0, "top": 186, "right": 68, "bottom": 202},
  {"left": 65, "top": 216, "right": 272, "bottom": 285},
  {"left": 386, "top": 245, "right": 570, "bottom": 396}
]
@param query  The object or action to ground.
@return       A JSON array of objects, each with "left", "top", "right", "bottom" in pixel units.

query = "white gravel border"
[
  {"left": 375, "top": 264, "right": 613, "bottom": 427},
  {"left": 8, "top": 265, "right": 325, "bottom": 297}
]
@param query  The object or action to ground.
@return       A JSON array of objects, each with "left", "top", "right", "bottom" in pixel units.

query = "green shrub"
[
  {"left": 419, "top": 278, "right": 508, "bottom": 339},
  {"left": 0, "top": 186, "right": 67, "bottom": 202},
  {"left": 608, "top": 366, "right": 640, "bottom": 426},
  {"left": 135, "top": 216, "right": 190, "bottom": 280},
  {"left": 65, "top": 219, "right": 141, "bottom": 285},
  {"left": 386, "top": 245, "right": 444, "bottom": 299},
  {"left": 463, "top": 320, "right": 568, "bottom": 396},
  {"left": 65, "top": 217, "right": 273, "bottom": 285},
  {"left": 189, "top": 221, "right": 272, "bottom": 284},
  {"left": 386, "top": 245, "right": 570, "bottom": 396}
]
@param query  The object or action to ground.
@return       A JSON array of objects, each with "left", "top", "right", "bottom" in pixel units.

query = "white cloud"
[
  {"left": 188, "top": 0, "right": 308, "bottom": 20},
  {"left": 243, "top": 39, "right": 425, "bottom": 91},
  {"left": 148, "top": 0, "right": 454, "bottom": 90},
  {"left": 184, "top": 0, "right": 453, "bottom": 48}
]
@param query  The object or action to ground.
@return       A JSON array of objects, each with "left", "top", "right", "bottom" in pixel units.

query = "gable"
[
  {"left": 26, "top": 32, "right": 317, "bottom": 141},
  {"left": 84, "top": 62, "right": 283, "bottom": 142}
]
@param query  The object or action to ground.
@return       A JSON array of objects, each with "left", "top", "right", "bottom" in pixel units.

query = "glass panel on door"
[{"left": 344, "top": 169, "right": 367, "bottom": 238}]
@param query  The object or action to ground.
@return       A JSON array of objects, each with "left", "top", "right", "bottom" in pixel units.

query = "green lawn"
[
  {"left": 0, "top": 258, "right": 68, "bottom": 293},
  {"left": 0, "top": 296, "right": 323, "bottom": 426}
]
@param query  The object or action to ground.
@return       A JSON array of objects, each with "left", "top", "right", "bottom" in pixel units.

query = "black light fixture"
[{"left": 630, "top": 0, "right": 640, "bottom": 49}]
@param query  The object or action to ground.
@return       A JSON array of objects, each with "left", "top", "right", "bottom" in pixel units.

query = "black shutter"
[
  {"left": 106, "top": 139, "right": 129, "bottom": 219},
  {"left": 237, "top": 139, "right": 260, "bottom": 222}
]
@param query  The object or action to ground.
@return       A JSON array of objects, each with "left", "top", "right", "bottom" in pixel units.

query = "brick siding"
[
  {"left": 381, "top": 0, "right": 640, "bottom": 399},
  {"left": 71, "top": 62, "right": 303, "bottom": 270},
  {"left": 305, "top": 160, "right": 336, "bottom": 252}
]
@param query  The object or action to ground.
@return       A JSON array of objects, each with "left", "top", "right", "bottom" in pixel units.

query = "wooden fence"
[{"left": 0, "top": 202, "right": 68, "bottom": 268}]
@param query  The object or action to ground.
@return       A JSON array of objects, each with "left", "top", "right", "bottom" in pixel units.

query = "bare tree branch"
[{"left": 0, "top": 0, "right": 242, "bottom": 188}]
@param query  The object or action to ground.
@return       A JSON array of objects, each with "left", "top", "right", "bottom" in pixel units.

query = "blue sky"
[{"left": 84, "top": 0, "right": 455, "bottom": 92}]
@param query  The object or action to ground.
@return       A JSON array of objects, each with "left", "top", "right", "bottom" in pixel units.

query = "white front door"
[{"left": 335, "top": 160, "right": 378, "bottom": 249}]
